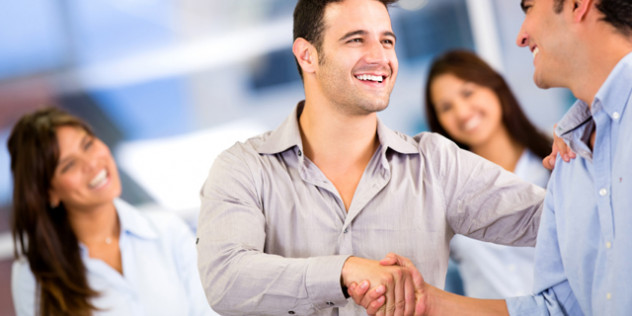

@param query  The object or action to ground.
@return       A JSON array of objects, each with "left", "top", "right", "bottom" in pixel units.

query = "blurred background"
[{"left": 0, "top": 0, "right": 573, "bottom": 314}]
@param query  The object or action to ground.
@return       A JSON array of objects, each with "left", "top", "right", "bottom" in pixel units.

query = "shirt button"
[
  {"left": 612, "top": 112, "right": 620, "bottom": 120},
  {"left": 607, "top": 293, "right": 612, "bottom": 300},
  {"left": 288, "top": 311, "right": 295, "bottom": 315},
  {"left": 326, "top": 301, "right": 335, "bottom": 306},
  {"left": 599, "top": 188, "right": 608, "bottom": 196},
  {"left": 343, "top": 228, "right": 348, "bottom": 233},
  {"left": 297, "top": 149, "right": 302, "bottom": 156},
  {"left": 606, "top": 241, "right": 612, "bottom": 249}
]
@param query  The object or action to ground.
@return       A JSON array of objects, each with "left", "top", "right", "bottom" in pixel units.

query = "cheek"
[
  {"left": 437, "top": 114, "right": 458, "bottom": 135},
  {"left": 51, "top": 175, "right": 82, "bottom": 198}
]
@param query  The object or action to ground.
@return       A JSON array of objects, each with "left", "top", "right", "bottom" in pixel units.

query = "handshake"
[
  {"left": 342, "top": 253, "right": 429, "bottom": 316},
  {"left": 343, "top": 254, "right": 509, "bottom": 316}
]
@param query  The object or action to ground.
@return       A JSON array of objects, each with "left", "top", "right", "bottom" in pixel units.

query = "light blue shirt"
[
  {"left": 12, "top": 199, "right": 218, "bottom": 316},
  {"left": 506, "top": 52, "right": 632, "bottom": 315}
]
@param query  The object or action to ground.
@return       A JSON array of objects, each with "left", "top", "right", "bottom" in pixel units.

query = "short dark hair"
[
  {"left": 424, "top": 50, "right": 552, "bottom": 159},
  {"left": 292, "top": 0, "right": 398, "bottom": 79},
  {"left": 554, "top": 0, "right": 631, "bottom": 36}
]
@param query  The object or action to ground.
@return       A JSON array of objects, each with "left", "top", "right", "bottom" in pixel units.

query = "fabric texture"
[
  {"left": 506, "top": 52, "right": 632, "bottom": 316},
  {"left": 197, "top": 102, "right": 544, "bottom": 316},
  {"left": 11, "top": 199, "right": 217, "bottom": 316},
  {"left": 450, "top": 149, "right": 550, "bottom": 299}
]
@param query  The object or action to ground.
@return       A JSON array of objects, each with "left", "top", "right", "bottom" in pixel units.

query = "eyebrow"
[{"left": 338, "top": 30, "right": 397, "bottom": 42}]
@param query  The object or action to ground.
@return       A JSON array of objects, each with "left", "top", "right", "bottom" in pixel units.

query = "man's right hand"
[
  {"left": 543, "top": 125, "right": 575, "bottom": 170},
  {"left": 342, "top": 255, "right": 427, "bottom": 316}
]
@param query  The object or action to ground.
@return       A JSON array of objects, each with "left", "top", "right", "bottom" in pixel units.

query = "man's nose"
[{"left": 515, "top": 25, "right": 529, "bottom": 47}]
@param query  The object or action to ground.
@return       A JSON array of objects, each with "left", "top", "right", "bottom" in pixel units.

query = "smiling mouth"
[
  {"left": 355, "top": 74, "right": 384, "bottom": 83},
  {"left": 89, "top": 169, "right": 109, "bottom": 189},
  {"left": 532, "top": 46, "right": 540, "bottom": 59},
  {"left": 463, "top": 116, "right": 482, "bottom": 132}
]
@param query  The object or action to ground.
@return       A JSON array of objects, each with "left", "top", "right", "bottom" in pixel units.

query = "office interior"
[{"left": 0, "top": 0, "right": 574, "bottom": 314}]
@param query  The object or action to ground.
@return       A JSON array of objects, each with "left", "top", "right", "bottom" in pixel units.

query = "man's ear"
[
  {"left": 572, "top": 0, "right": 593, "bottom": 22},
  {"left": 293, "top": 38, "right": 317, "bottom": 75}
]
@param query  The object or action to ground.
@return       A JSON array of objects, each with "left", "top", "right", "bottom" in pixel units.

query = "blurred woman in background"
[
  {"left": 9, "top": 107, "right": 216, "bottom": 316},
  {"left": 424, "top": 50, "right": 551, "bottom": 298}
]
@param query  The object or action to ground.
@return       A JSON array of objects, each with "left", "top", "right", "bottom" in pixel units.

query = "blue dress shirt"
[
  {"left": 12, "top": 199, "right": 218, "bottom": 316},
  {"left": 506, "top": 52, "right": 632, "bottom": 315}
]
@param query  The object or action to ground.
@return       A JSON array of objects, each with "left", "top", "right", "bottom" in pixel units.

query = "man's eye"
[{"left": 348, "top": 38, "right": 362, "bottom": 43}]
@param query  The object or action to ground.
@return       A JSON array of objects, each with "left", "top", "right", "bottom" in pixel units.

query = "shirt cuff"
[{"left": 305, "top": 255, "right": 351, "bottom": 310}]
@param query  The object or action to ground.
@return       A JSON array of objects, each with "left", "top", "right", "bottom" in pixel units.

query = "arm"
[
  {"left": 427, "top": 134, "right": 544, "bottom": 246},
  {"left": 350, "top": 253, "right": 507, "bottom": 316},
  {"left": 197, "top": 146, "right": 419, "bottom": 315},
  {"left": 196, "top": 148, "right": 347, "bottom": 315},
  {"left": 505, "top": 177, "right": 582, "bottom": 315}
]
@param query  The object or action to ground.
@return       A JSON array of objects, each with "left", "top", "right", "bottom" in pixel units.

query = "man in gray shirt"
[{"left": 196, "top": 0, "right": 544, "bottom": 315}]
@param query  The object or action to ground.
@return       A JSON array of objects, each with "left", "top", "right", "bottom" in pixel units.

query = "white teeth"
[
  {"left": 532, "top": 47, "right": 540, "bottom": 59},
  {"left": 356, "top": 74, "right": 383, "bottom": 82},
  {"left": 89, "top": 169, "right": 108, "bottom": 189},
  {"left": 463, "top": 116, "right": 481, "bottom": 131}
]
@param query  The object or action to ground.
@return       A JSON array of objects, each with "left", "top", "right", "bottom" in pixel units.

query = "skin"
[
  {"left": 292, "top": 0, "right": 422, "bottom": 314},
  {"left": 430, "top": 74, "right": 523, "bottom": 172},
  {"left": 354, "top": 0, "right": 632, "bottom": 314},
  {"left": 50, "top": 126, "right": 123, "bottom": 273}
]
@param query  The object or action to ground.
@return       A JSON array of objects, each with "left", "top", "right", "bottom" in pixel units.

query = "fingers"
[
  {"left": 403, "top": 269, "right": 415, "bottom": 316},
  {"left": 379, "top": 252, "right": 399, "bottom": 266},
  {"left": 365, "top": 288, "right": 386, "bottom": 315},
  {"left": 349, "top": 281, "right": 369, "bottom": 305},
  {"left": 542, "top": 155, "right": 556, "bottom": 170},
  {"left": 384, "top": 272, "right": 396, "bottom": 316}
]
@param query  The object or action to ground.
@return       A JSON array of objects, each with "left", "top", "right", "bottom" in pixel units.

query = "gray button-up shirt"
[{"left": 197, "top": 103, "right": 544, "bottom": 316}]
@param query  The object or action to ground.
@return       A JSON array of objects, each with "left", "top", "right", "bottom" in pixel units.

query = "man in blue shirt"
[{"left": 350, "top": 0, "right": 632, "bottom": 314}]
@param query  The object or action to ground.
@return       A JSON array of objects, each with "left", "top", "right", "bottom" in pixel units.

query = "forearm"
[
  {"left": 426, "top": 285, "right": 508, "bottom": 316},
  {"left": 198, "top": 238, "right": 349, "bottom": 315}
]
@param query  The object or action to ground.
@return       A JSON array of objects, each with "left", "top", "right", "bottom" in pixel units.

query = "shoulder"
[
  {"left": 410, "top": 131, "right": 471, "bottom": 165},
  {"left": 412, "top": 132, "right": 460, "bottom": 152}
]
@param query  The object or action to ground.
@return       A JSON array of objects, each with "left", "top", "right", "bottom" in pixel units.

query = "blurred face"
[
  {"left": 430, "top": 74, "right": 504, "bottom": 147},
  {"left": 516, "top": 0, "right": 571, "bottom": 88},
  {"left": 315, "top": 0, "right": 398, "bottom": 115},
  {"left": 49, "top": 126, "right": 121, "bottom": 211}
]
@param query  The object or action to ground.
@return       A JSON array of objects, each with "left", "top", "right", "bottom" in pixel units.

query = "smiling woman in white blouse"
[{"left": 8, "top": 107, "right": 217, "bottom": 316}]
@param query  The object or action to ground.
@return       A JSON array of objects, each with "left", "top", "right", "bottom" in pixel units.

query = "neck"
[
  {"left": 299, "top": 100, "right": 380, "bottom": 167},
  {"left": 66, "top": 201, "right": 120, "bottom": 246},
  {"left": 568, "top": 28, "right": 632, "bottom": 106},
  {"left": 470, "top": 128, "right": 524, "bottom": 172}
]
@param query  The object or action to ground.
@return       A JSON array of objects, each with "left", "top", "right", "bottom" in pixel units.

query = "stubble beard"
[{"left": 317, "top": 54, "right": 392, "bottom": 116}]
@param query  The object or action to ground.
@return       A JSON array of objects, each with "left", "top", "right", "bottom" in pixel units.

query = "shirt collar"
[
  {"left": 257, "top": 101, "right": 418, "bottom": 155},
  {"left": 593, "top": 51, "right": 632, "bottom": 119},
  {"left": 556, "top": 51, "right": 632, "bottom": 140},
  {"left": 114, "top": 199, "right": 159, "bottom": 240}
]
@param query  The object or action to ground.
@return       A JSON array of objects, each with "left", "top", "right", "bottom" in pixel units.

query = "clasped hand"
[{"left": 341, "top": 253, "right": 428, "bottom": 316}]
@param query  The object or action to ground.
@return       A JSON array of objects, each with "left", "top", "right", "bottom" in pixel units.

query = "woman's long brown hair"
[
  {"left": 424, "top": 50, "right": 552, "bottom": 159},
  {"left": 8, "top": 107, "right": 100, "bottom": 316}
]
